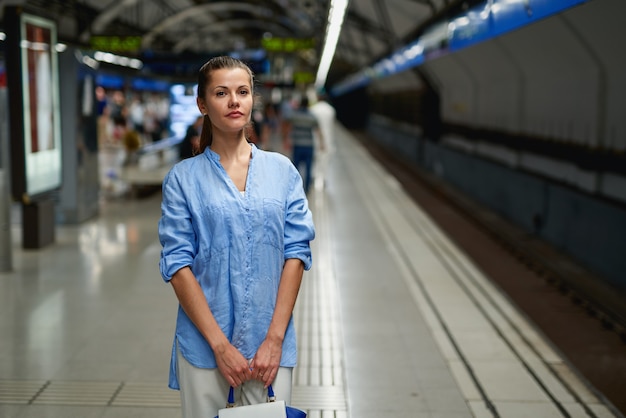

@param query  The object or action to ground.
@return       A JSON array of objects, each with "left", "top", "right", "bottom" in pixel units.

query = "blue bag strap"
[
  {"left": 225, "top": 384, "right": 276, "bottom": 406},
  {"left": 267, "top": 384, "right": 276, "bottom": 402},
  {"left": 227, "top": 386, "right": 235, "bottom": 407}
]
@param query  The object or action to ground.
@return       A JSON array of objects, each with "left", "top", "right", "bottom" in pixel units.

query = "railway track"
[{"left": 352, "top": 130, "right": 626, "bottom": 416}]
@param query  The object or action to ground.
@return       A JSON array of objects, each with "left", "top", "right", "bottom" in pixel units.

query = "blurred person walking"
[
  {"left": 282, "top": 96, "right": 324, "bottom": 194},
  {"left": 261, "top": 103, "right": 282, "bottom": 153}
]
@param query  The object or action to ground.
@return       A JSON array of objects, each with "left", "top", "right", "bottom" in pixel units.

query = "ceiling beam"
[
  {"left": 79, "top": 0, "right": 140, "bottom": 43},
  {"left": 344, "top": 9, "right": 395, "bottom": 42},
  {"left": 142, "top": 2, "right": 278, "bottom": 48},
  {"left": 370, "top": 0, "right": 401, "bottom": 50},
  {"left": 172, "top": 19, "right": 292, "bottom": 53}
]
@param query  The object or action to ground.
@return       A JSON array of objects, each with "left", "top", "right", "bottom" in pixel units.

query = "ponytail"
[{"left": 198, "top": 114, "right": 212, "bottom": 152}]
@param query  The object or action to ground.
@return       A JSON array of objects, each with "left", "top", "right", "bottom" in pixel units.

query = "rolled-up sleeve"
[
  {"left": 158, "top": 168, "right": 197, "bottom": 282},
  {"left": 284, "top": 169, "right": 315, "bottom": 270}
]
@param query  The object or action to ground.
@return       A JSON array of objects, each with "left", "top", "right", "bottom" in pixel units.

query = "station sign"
[
  {"left": 262, "top": 37, "right": 315, "bottom": 52},
  {"left": 90, "top": 36, "right": 142, "bottom": 53}
]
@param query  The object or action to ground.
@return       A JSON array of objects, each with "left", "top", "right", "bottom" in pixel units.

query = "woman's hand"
[
  {"left": 213, "top": 342, "right": 252, "bottom": 388},
  {"left": 250, "top": 336, "right": 283, "bottom": 388}
]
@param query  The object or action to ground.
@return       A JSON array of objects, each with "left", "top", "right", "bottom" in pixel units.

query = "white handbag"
[
  {"left": 216, "top": 385, "right": 305, "bottom": 418},
  {"left": 218, "top": 399, "right": 287, "bottom": 418}
]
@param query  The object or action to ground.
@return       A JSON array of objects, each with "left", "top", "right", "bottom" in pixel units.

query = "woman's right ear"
[{"left": 197, "top": 97, "right": 207, "bottom": 116}]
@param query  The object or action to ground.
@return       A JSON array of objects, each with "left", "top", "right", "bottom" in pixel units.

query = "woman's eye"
[{"left": 239, "top": 90, "right": 249, "bottom": 95}]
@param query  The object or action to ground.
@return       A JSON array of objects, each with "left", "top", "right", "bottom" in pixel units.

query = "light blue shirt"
[{"left": 158, "top": 144, "right": 315, "bottom": 389}]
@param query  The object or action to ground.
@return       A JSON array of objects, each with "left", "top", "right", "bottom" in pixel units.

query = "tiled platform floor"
[{"left": 0, "top": 122, "right": 618, "bottom": 418}]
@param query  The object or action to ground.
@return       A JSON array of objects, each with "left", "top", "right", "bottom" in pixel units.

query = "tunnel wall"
[
  {"left": 420, "top": 0, "right": 626, "bottom": 151},
  {"left": 367, "top": 115, "right": 626, "bottom": 292}
]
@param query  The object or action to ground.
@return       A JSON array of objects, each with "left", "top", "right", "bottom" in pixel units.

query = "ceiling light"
[{"left": 315, "top": 0, "right": 349, "bottom": 89}]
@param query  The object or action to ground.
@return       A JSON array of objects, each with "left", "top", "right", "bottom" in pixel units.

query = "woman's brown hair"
[{"left": 196, "top": 56, "right": 255, "bottom": 152}]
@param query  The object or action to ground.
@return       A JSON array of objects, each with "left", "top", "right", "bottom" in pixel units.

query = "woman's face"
[{"left": 197, "top": 68, "right": 253, "bottom": 135}]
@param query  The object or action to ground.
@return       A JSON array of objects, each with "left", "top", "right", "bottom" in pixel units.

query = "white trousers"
[{"left": 176, "top": 346, "right": 293, "bottom": 418}]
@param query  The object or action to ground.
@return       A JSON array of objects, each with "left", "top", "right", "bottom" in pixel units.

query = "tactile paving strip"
[
  {"left": 0, "top": 380, "right": 46, "bottom": 404},
  {"left": 111, "top": 382, "right": 181, "bottom": 407},
  {"left": 33, "top": 380, "right": 121, "bottom": 406}
]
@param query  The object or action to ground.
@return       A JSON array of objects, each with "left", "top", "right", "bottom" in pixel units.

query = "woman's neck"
[{"left": 210, "top": 131, "right": 250, "bottom": 162}]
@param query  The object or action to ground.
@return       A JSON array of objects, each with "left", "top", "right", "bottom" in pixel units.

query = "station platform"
[{"left": 0, "top": 123, "right": 619, "bottom": 418}]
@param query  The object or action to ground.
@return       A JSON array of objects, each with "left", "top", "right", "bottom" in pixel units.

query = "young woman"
[{"left": 158, "top": 56, "right": 315, "bottom": 417}]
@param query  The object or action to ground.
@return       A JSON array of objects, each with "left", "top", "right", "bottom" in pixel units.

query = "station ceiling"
[{"left": 0, "top": 0, "right": 470, "bottom": 86}]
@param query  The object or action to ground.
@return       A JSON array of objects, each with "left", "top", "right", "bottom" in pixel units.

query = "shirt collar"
[{"left": 203, "top": 143, "right": 257, "bottom": 162}]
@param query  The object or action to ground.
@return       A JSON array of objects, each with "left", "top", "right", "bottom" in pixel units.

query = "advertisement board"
[
  {"left": 5, "top": 7, "right": 62, "bottom": 201},
  {"left": 169, "top": 83, "right": 201, "bottom": 140}
]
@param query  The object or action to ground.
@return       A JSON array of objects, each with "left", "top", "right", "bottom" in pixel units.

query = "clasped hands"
[{"left": 215, "top": 337, "right": 282, "bottom": 388}]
